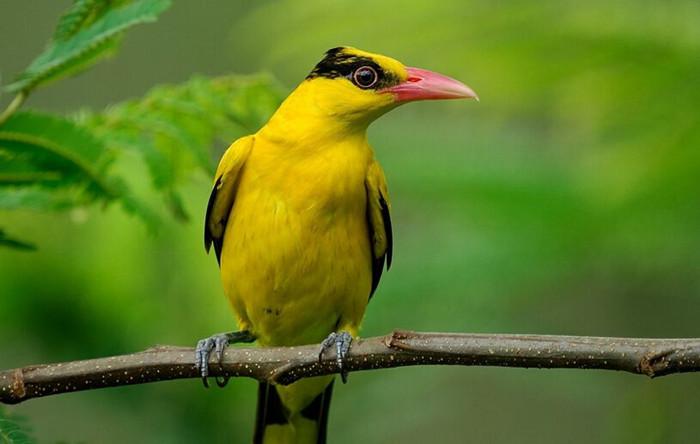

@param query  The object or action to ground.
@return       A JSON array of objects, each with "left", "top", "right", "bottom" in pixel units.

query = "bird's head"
[{"left": 296, "top": 46, "right": 478, "bottom": 127}]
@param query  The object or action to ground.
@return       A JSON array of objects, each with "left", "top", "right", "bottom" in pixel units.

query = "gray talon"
[
  {"left": 195, "top": 337, "right": 216, "bottom": 388},
  {"left": 215, "top": 335, "right": 229, "bottom": 364},
  {"left": 319, "top": 331, "right": 353, "bottom": 383},
  {"left": 319, "top": 332, "right": 338, "bottom": 362},
  {"left": 195, "top": 330, "right": 256, "bottom": 389}
]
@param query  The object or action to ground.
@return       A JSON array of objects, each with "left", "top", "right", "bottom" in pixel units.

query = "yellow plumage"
[
  {"left": 219, "top": 130, "right": 379, "bottom": 347},
  {"left": 201, "top": 46, "right": 476, "bottom": 444}
]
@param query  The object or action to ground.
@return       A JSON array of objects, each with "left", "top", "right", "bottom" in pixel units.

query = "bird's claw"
[
  {"left": 195, "top": 330, "right": 255, "bottom": 388},
  {"left": 195, "top": 334, "right": 229, "bottom": 388},
  {"left": 318, "top": 331, "right": 353, "bottom": 383}
]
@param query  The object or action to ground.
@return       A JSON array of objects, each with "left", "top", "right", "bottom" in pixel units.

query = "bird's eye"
[{"left": 352, "top": 66, "right": 378, "bottom": 89}]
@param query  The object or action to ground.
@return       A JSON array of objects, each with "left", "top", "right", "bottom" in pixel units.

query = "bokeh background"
[{"left": 2, "top": 1, "right": 700, "bottom": 443}]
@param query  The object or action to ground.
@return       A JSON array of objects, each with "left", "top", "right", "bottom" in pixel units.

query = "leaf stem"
[{"left": 0, "top": 91, "right": 27, "bottom": 126}]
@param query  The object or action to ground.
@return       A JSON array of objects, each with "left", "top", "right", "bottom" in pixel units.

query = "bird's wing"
[
  {"left": 365, "top": 159, "right": 393, "bottom": 299},
  {"left": 204, "top": 135, "right": 254, "bottom": 265}
]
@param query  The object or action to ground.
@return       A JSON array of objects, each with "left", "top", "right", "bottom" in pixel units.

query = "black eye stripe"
[
  {"left": 308, "top": 55, "right": 383, "bottom": 80},
  {"left": 307, "top": 48, "right": 401, "bottom": 90}
]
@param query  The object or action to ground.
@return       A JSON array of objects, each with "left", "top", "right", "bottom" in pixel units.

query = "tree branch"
[{"left": 2, "top": 330, "right": 699, "bottom": 405}]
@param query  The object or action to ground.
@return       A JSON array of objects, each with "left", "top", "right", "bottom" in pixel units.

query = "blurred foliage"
[
  {"left": 0, "top": 229, "right": 36, "bottom": 251},
  {"left": 78, "top": 74, "right": 284, "bottom": 221},
  {"left": 0, "top": 0, "right": 173, "bottom": 245},
  {"left": 1, "top": 1, "right": 700, "bottom": 443},
  {"left": 0, "top": 0, "right": 283, "bottom": 243},
  {"left": 0, "top": 407, "right": 35, "bottom": 444}
]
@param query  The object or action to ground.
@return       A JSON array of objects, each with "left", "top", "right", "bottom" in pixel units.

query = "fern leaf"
[
  {"left": 80, "top": 74, "right": 285, "bottom": 220},
  {"left": 0, "top": 187, "right": 83, "bottom": 211},
  {"left": 0, "top": 112, "right": 117, "bottom": 198}
]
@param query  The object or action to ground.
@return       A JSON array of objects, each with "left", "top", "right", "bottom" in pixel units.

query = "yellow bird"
[{"left": 196, "top": 47, "right": 477, "bottom": 444}]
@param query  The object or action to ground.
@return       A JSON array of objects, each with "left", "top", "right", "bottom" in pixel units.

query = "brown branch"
[{"left": 2, "top": 330, "right": 700, "bottom": 405}]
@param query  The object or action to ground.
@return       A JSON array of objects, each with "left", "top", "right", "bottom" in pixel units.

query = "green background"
[{"left": 1, "top": 1, "right": 699, "bottom": 442}]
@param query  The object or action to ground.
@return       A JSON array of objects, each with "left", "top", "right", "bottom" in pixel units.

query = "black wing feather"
[
  {"left": 368, "top": 190, "right": 393, "bottom": 299},
  {"left": 380, "top": 192, "right": 393, "bottom": 269},
  {"left": 204, "top": 175, "right": 225, "bottom": 265}
]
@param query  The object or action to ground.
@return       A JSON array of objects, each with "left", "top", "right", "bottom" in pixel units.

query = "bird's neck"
[{"left": 257, "top": 84, "right": 371, "bottom": 150}]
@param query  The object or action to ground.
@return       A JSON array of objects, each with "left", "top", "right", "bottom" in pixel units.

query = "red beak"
[{"left": 383, "top": 67, "right": 478, "bottom": 102}]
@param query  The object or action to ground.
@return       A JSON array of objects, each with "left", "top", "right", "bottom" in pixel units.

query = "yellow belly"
[{"left": 219, "top": 140, "right": 373, "bottom": 347}]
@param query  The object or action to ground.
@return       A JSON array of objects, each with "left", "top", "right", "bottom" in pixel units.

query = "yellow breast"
[{"left": 219, "top": 130, "right": 373, "bottom": 346}]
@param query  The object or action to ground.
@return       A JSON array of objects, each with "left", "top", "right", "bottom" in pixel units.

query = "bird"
[{"left": 196, "top": 46, "right": 477, "bottom": 444}]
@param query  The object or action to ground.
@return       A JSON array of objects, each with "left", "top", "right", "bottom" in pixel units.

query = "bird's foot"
[
  {"left": 195, "top": 330, "right": 255, "bottom": 388},
  {"left": 318, "top": 331, "right": 353, "bottom": 384}
]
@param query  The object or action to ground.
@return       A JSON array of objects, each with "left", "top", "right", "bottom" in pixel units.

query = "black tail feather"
[
  {"left": 254, "top": 381, "right": 334, "bottom": 444},
  {"left": 254, "top": 382, "right": 288, "bottom": 443},
  {"left": 302, "top": 380, "right": 334, "bottom": 444}
]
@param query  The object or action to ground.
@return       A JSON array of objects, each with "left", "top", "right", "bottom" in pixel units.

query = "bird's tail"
[{"left": 254, "top": 379, "right": 334, "bottom": 444}]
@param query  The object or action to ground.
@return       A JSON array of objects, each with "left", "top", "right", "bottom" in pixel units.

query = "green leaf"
[
  {"left": 35, "top": 35, "right": 124, "bottom": 92},
  {"left": 0, "top": 112, "right": 157, "bottom": 226},
  {"left": 0, "top": 187, "right": 82, "bottom": 211},
  {"left": 0, "top": 112, "right": 118, "bottom": 199},
  {"left": 0, "top": 229, "right": 37, "bottom": 251},
  {"left": 53, "top": 0, "right": 107, "bottom": 42},
  {"left": 5, "top": 0, "right": 171, "bottom": 93},
  {"left": 0, "top": 156, "right": 62, "bottom": 185},
  {"left": 0, "top": 406, "right": 36, "bottom": 443}
]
